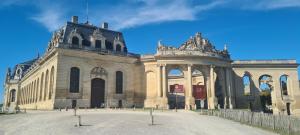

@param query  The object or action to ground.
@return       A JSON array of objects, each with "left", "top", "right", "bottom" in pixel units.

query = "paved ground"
[{"left": 0, "top": 109, "right": 278, "bottom": 135}]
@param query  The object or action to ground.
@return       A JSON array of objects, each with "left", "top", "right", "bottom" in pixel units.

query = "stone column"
[
  {"left": 225, "top": 68, "right": 233, "bottom": 109},
  {"left": 210, "top": 65, "right": 216, "bottom": 109},
  {"left": 162, "top": 65, "right": 167, "bottom": 98},
  {"left": 162, "top": 64, "right": 168, "bottom": 108},
  {"left": 187, "top": 64, "right": 193, "bottom": 97},
  {"left": 156, "top": 65, "right": 162, "bottom": 98},
  {"left": 185, "top": 64, "right": 195, "bottom": 110}
]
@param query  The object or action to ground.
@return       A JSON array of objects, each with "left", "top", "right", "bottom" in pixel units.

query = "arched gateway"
[{"left": 143, "top": 33, "right": 233, "bottom": 110}]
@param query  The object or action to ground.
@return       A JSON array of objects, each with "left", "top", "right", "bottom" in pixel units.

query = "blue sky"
[{"left": 0, "top": 0, "right": 300, "bottom": 104}]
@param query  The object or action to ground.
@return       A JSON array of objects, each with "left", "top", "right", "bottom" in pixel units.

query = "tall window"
[
  {"left": 72, "top": 37, "right": 79, "bottom": 47},
  {"left": 116, "top": 71, "right": 123, "bottom": 94},
  {"left": 105, "top": 41, "right": 113, "bottom": 50},
  {"left": 95, "top": 40, "right": 102, "bottom": 49},
  {"left": 116, "top": 44, "right": 122, "bottom": 52},
  {"left": 70, "top": 67, "right": 80, "bottom": 93},
  {"left": 243, "top": 75, "right": 251, "bottom": 95},
  {"left": 10, "top": 89, "right": 16, "bottom": 102},
  {"left": 280, "top": 75, "right": 288, "bottom": 96}
]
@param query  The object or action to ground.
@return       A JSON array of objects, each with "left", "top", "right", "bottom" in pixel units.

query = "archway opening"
[
  {"left": 168, "top": 68, "right": 185, "bottom": 109},
  {"left": 259, "top": 75, "right": 273, "bottom": 113},
  {"left": 91, "top": 78, "right": 105, "bottom": 108},
  {"left": 280, "top": 75, "right": 288, "bottom": 96},
  {"left": 192, "top": 69, "right": 207, "bottom": 109}
]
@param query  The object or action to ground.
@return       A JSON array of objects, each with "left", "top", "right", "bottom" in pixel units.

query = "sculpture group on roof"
[{"left": 157, "top": 32, "right": 230, "bottom": 58}]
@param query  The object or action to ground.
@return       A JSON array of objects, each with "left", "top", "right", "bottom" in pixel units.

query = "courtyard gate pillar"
[
  {"left": 162, "top": 65, "right": 167, "bottom": 98},
  {"left": 156, "top": 65, "right": 162, "bottom": 98},
  {"left": 210, "top": 65, "right": 216, "bottom": 109},
  {"left": 162, "top": 64, "right": 168, "bottom": 108},
  {"left": 225, "top": 68, "right": 233, "bottom": 109},
  {"left": 185, "top": 64, "right": 195, "bottom": 110}
]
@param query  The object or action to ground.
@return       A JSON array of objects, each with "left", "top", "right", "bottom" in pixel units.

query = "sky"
[{"left": 0, "top": 0, "right": 300, "bottom": 104}]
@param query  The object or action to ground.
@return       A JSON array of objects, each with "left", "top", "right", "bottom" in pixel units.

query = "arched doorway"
[
  {"left": 168, "top": 68, "right": 185, "bottom": 109},
  {"left": 91, "top": 78, "right": 105, "bottom": 108},
  {"left": 192, "top": 69, "right": 207, "bottom": 109},
  {"left": 259, "top": 75, "right": 273, "bottom": 113}
]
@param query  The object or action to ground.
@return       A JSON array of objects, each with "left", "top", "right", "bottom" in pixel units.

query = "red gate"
[{"left": 193, "top": 85, "right": 206, "bottom": 100}]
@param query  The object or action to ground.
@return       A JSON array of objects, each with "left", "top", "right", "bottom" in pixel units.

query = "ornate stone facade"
[{"left": 3, "top": 16, "right": 300, "bottom": 116}]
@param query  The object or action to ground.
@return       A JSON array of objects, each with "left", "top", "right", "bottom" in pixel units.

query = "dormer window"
[
  {"left": 95, "top": 40, "right": 102, "bottom": 49},
  {"left": 82, "top": 39, "right": 91, "bottom": 47},
  {"left": 72, "top": 37, "right": 79, "bottom": 47},
  {"left": 116, "top": 44, "right": 122, "bottom": 52},
  {"left": 105, "top": 41, "right": 113, "bottom": 50}
]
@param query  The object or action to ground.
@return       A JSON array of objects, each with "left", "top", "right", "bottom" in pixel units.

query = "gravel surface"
[{"left": 0, "top": 109, "right": 278, "bottom": 135}]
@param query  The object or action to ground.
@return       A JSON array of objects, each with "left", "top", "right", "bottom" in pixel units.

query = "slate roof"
[{"left": 62, "top": 22, "right": 126, "bottom": 46}]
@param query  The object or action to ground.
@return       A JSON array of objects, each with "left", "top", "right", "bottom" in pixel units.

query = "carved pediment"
[
  {"left": 93, "top": 29, "right": 104, "bottom": 39},
  {"left": 90, "top": 67, "right": 107, "bottom": 78},
  {"left": 156, "top": 32, "right": 230, "bottom": 59}
]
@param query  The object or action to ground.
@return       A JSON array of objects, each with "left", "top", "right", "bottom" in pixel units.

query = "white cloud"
[
  {"left": 255, "top": 0, "right": 300, "bottom": 10},
  {"left": 31, "top": 8, "right": 65, "bottom": 32},
  {"left": 1, "top": 0, "right": 300, "bottom": 31},
  {"left": 91, "top": 0, "right": 225, "bottom": 30}
]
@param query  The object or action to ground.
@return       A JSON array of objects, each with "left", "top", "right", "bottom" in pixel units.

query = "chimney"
[
  {"left": 102, "top": 22, "right": 108, "bottom": 29},
  {"left": 72, "top": 16, "right": 78, "bottom": 24}
]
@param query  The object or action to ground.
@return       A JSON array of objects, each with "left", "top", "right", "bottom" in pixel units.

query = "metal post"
[
  {"left": 175, "top": 92, "right": 178, "bottom": 110},
  {"left": 74, "top": 108, "right": 77, "bottom": 116},
  {"left": 150, "top": 108, "right": 154, "bottom": 125},
  {"left": 78, "top": 115, "right": 82, "bottom": 127}
]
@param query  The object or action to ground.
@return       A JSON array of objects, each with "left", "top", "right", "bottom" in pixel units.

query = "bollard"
[
  {"left": 59, "top": 108, "right": 61, "bottom": 111},
  {"left": 175, "top": 107, "right": 177, "bottom": 112},
  {"left": 150, "top": 108, "right": 154, "bottom": 125},
  {"left": 151, "top": 115, "right": 154, "bottom": 125},
  {"left": 65, "top": 107, "right": 68, "bottom": 111},
  {"left": 74, "top": 108, "right": 77, "bottom": 116},
  {"left": 77, "top": 115, "right": 82, "bottom": 127},
  {"left": 24, "top": 108, "right": 26, "bottom": 113}
]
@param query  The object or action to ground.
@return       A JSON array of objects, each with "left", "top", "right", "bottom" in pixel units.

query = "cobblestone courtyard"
[{"left": 0, "top": 109, "right": 278, "bottom": 135}]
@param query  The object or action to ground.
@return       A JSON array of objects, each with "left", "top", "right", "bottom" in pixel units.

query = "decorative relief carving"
[
  {"left": 156, "top": 32, "right": 230, "bottom": 59},
  {"left": 47, "top": 28, "right": 64, "bottom": 52},
  {"left": 90, "top": 67, "right": 108, "bottom": 78},
  {"left": 93, "top": 28, "right": 104, "bottom": 39}
]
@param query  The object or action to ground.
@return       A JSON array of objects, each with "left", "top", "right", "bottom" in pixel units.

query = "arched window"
[
  {"left": 44, "top": 70, "right": 49, "bottom": 101},
  {"left": 116, "top": 71, "right": 123, "bottom": 94},
  {"left": 95, "top": 40, "right": 102, "bottom": 49},
  {"left": 49, "top": 67, "right": 55, "bottom": 99},
  {"left": 259, "top": 75, "right": 273, "bottom": 113},
  {"left": 82, "top": 39, "right": 91, "bottom": 47},
  {"left": 243, "top": 75, "right": 251, "bottom": 95},
  {"left": 280, "top": 75, "right": 288, "bottom": 96},
  {"left": 10, "top": 89, "right": 16, "bottom": 102},
  {"left": 40, "top": 73, "right": 44, "bottom": 101},
  {"left": 72, "top": 37, "right": 79, "bottom": 47},
  {"left": 259, "top": 75, "right": 273, "bottom": 92},
  {"left": 105, "top": 41, "right": 113, "bottom": 50},
  {"left": 116, "top": 44, "right": 122, "bottom": 52},
  {"left": 70, "top": 67, "right": 80, "bottom": 93}
]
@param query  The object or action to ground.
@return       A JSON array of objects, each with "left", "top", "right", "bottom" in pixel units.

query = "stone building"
[{"left": 3, "top": 16, "right": 300, "bottom": 115}]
